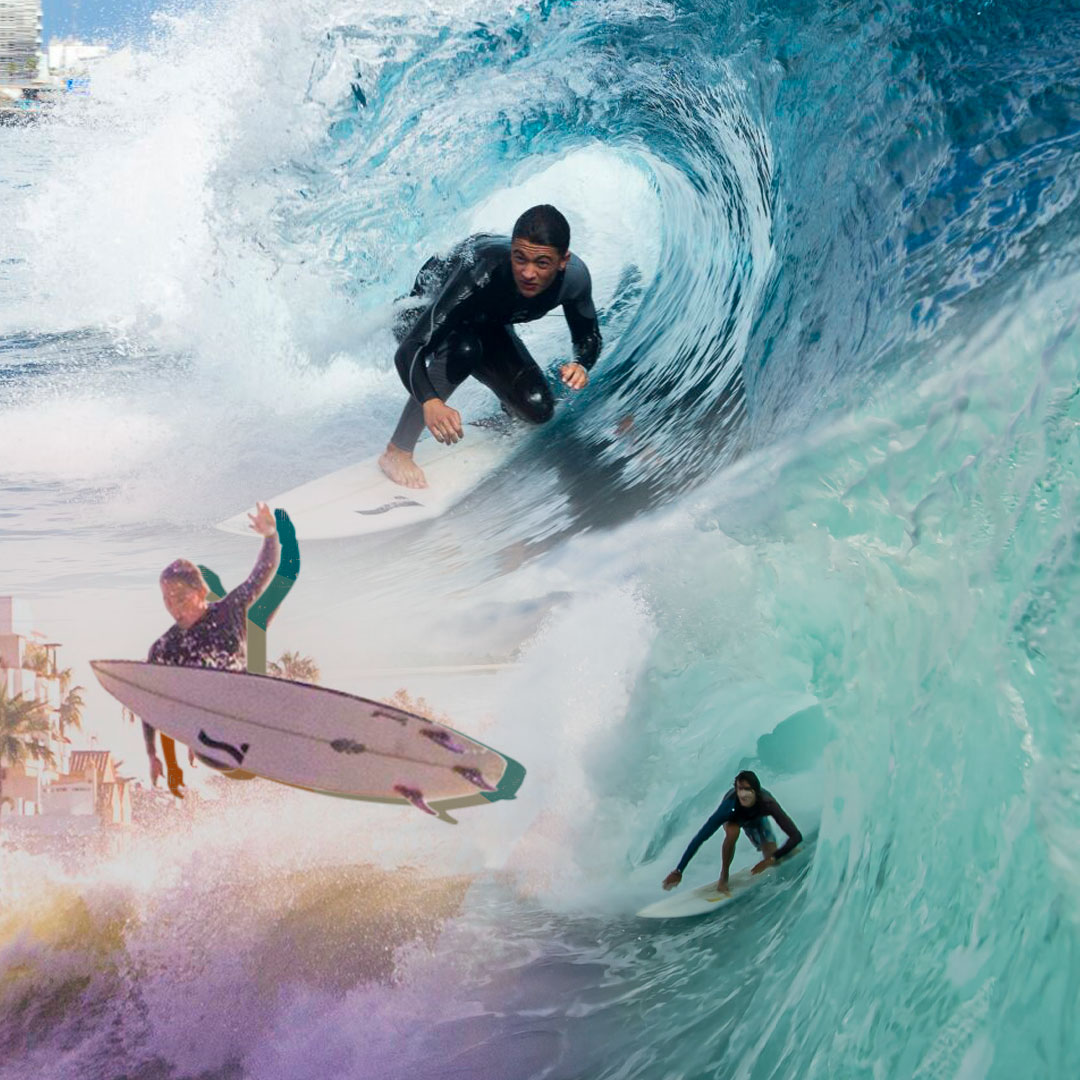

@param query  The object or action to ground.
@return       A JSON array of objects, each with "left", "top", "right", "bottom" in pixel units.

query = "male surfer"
[
  {"left": 379, "top": 204, "right": 602, "bottom": 489},
  {"left": 661, "top": 771, "right": 803, "bottom": 895},
  {"left": 142, "top": 502, "right": 280, "bottom": 797}
]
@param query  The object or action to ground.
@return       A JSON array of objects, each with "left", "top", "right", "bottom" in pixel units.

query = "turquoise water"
[{"left": 2, "top": 0, "right": 1079, "bottom": 1076}]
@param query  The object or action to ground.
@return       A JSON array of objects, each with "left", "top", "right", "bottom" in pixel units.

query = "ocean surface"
[{"left": 2, "top": 0, "right": 1080, "bottom": 1077}]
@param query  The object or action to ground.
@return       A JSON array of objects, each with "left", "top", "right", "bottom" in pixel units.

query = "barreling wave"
[{"left": 3, "top": 0, "right": 1080, "bottom": 1078}]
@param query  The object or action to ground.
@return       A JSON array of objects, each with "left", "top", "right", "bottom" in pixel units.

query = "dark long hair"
[{"left": 734, "top": 770, "right": 761, "bottom": 795}]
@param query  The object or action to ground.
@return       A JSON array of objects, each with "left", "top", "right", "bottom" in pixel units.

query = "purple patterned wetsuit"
[{"left": 142, "top": 535, "right": 278, "bottom": 754}]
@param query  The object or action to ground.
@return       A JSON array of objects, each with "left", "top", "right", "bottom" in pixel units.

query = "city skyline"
[{"left": 0, "top": 0, "right": 42, "bottom": 77}]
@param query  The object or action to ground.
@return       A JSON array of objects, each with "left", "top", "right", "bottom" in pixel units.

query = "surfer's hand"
[
  {"left": 148, "top": 755, "right": 164, "bottom": 786},
  {"left": 423, "top": 399, "right": 464, "bottom": 444},
  {"left": 662, "top": 870, "right": 682, "bottom": 891},
  {"left": 248, "top": 501, "right": 276, "bottom": 537},
  {"left": 750, "top": 857, "right": 775, "bottom": 875},
  {"left": 166, "top": 764, "right": 186, "bottom": 799},
  {"left": 560, "top": 362, "right": 588, "bottom": 390}
]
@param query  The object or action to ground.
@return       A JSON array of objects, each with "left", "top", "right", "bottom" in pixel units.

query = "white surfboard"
[
  {"left": 217, "top": 424, "right": 513, "bottom": 541},
  {"left": 637, "top": 839, "right": 813, "bottom": 919},
  {"left": 91, "top": 660, "right": 525, "bottom": 819}
]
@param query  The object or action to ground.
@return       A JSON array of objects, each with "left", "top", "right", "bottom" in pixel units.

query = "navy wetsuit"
[
  {"left": 676, "top": 788, "right": 803, "bottom": 874},
  {"left": 389, "top": 234, "right": 602, "bottom": 453}
]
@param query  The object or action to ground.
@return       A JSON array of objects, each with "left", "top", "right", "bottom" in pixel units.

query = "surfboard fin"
[
  {"left": 419, "top": 728, "right": 467, "bottom": 754},
  {"left": 453, "top": 765, "right": 496, "bottom": 792},
  {"left": 393, "top": 784, "right": 437, "bottom": 816}
]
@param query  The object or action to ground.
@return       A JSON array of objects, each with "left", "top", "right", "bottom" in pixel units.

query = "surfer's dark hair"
[
  {"left": 160, "top": 559, "right": 206, "bottom": 591},
  {"left": 512, "top": 204, "right": 570, "bottom": 254},
  {"left": 734, "top": 770, "right": 761, "bottom": 794}
]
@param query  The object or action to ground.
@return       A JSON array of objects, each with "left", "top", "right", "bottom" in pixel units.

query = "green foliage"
[
  {"left": 267, "top": 651, "right": 321, "bottom": 684},
  {"left": 59, "top": 686, "right": 86, "bottom": 734},
  {"left": 0, "top": 685, "right": 55, "bottom": 812}
]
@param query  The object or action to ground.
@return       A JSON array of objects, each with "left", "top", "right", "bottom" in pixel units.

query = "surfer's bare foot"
[{"left": 379, "top": 444, "right": 428, "bottom": 489}]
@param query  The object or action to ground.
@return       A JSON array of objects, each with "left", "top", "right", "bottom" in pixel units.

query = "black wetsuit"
[
  {"left": 676, "top": 788, "right": 803, "bottom": 874},
  {"left": 390, "top": 234, "right": 602, "bottom": 453}
]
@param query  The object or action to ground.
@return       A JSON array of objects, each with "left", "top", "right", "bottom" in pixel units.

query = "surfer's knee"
[{"left": 517, "top": 383, "right": 555, "bottom": 425}]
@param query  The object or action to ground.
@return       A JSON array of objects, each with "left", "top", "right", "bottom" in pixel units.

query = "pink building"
[
  {"left": 0, "top": 596, "right": 68, "bottom": 817},
  {"left": 1, "top": 596, "right": 132, "bottom": 828},
  {"left": 60, "top": 749, "right": 133, "bottom": 826}
]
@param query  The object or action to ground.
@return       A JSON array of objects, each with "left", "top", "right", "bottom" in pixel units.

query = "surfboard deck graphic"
[
  {"left": 91, "top": 660, "right": 524, "bottom": 820},
  {"left": 216, "top": 424, "right": 514, "bottom": 541},
  {"left": 636, "top": 838, "right": 814, "bottom": 919}
]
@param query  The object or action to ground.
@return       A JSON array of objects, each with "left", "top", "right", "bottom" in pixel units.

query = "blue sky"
[{"left": 42, "top": 0, "right": 187, "bottom": 42}]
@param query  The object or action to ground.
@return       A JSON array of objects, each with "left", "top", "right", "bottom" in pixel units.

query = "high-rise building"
[{"left": 0, "top": 0, "right": 43, "bottom": 83}]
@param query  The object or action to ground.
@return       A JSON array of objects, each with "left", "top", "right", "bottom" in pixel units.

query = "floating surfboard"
[
  {"left": 636, "top": 837, "right": 814, "bottom": 919},
  {"left": 91, "top": 660, "right": 524, "bottom": 821},
  {"left": 216, "top": 424, "right": 513, "bottom": 541}
]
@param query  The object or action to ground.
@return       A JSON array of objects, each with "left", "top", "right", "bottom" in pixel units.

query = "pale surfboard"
[
  {"left": 91, "top": 660, "right": 525, "bottom": 821},
  {"left": 216, "top": 424, "right": 513, "bottom": 541},
  {"left": 637, "top": 837, "right": 814, "bottom": 919}
]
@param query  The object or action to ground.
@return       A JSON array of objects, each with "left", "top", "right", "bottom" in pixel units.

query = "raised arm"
[
  {"left": 226, "top": 506, "right": 280, "bottom": 609},
  {"left": 247, "top": 509, "right": 299, "bottom": 631}
]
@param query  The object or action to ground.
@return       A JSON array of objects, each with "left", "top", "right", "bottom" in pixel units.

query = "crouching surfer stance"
[
  {"left": 379, "top": 203, "right": 603, "bottom": 489},
  {"left": 662, "top": 771, "right": 803, "bottom": 895}
]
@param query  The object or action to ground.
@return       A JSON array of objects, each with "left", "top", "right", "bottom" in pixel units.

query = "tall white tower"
[{"left": 0, "top": 0, "right": 43, "bottom": 83}]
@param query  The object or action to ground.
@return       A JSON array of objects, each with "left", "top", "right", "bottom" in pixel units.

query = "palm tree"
[
  {"left": 267, "top": 651, "right": 321, "bottom": 684},
  {"left": 0, "top": 685, "right": 55, "bottom": 817},
  {"left": 22, "top": 648, "right": 71, "bottom": 692},
  {"left": 56, "top": 666, "right": 74, "bottom": 696},
  {"left": 387, "top": 689, "right": 451, "bottom": 725},
  {"left": 58, "top": 685, "right": 86, "bottom": 737},
  {"left": 22, "top": 643, "right": 51, "bottom": 676}
]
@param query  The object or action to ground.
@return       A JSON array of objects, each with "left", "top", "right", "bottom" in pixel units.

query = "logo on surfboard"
[
  {"left": 355, "top": 495, "right": 423, "bottom": 516},
  {"left": 197, "top": 730, "right": 250, "bottom": 766}
]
